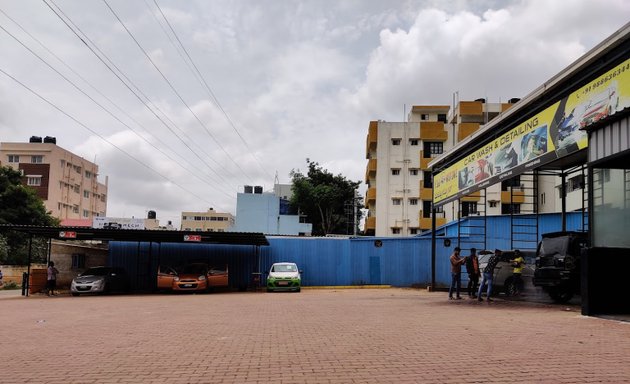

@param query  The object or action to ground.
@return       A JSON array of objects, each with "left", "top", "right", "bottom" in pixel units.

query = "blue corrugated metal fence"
[{"left": 109, "top": 212, "right": 586, "bottom": 290}]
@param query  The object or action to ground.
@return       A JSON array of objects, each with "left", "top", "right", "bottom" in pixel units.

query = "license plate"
[
  {"left": 182, "top": 284, "right": 193, "bottom": 288},
  {"left": 278, "top": 281, "right": 289, "bottom": 286}
]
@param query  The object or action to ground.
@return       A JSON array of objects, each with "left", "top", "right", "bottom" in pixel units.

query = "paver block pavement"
[{"left": 1, "top": 288, "right": 629, "bottom": 383}]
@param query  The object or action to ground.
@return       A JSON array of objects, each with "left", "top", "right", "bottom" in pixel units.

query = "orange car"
[{"left": 157, "top": 263, "right": 228, "bottom": 292}]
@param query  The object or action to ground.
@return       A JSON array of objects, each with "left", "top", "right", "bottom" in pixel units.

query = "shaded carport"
[
  {"left": 0, "top": 225, "right": 269, "bottom": 295},
  {"left": 428, "top": 23, "right": 630, "bottom": 315}
]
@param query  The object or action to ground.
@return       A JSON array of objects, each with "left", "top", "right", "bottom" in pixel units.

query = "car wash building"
[{"left": 429, "top": 23, "right": 630, "bottom": 316}]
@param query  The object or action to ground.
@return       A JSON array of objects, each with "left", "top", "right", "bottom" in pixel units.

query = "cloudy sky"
[{"left": 1, "top": 0, "right": 628, "bottom": 228}]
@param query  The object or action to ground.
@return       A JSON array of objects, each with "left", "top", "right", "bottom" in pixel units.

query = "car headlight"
[
  {"left": 92, "top": 279, "right": 104, "bottom": 288},
  {"left": 198, "top": 275, "right": 205, "bottom": 281},
  {"left": 173, "top": 276, "right": 180, "bottom": 282}
]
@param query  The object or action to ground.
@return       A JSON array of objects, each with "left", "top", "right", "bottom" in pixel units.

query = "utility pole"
[{"left": 345, "top": 191, "right": 362, "bottom": 236}]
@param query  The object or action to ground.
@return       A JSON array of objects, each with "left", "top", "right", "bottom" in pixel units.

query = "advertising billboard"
[
  {"left": 434, "top": 58, "right": 630, "bottom": 204},
  {"left": 92, "top": 217, "right": 145, "bottom": 230}
]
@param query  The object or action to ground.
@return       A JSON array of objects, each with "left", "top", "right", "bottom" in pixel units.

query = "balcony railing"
[
  {"left": 419, "top": 122, "right": 447, "bottom": 141},
  {"left": 365, "top": 121, "right": 378, "bottom": 157},
  {"left": 365, "top": 187, "right": 376, "bottom": 206},
  {"left": 364, "top": 158, "right": 377, "bottom": 182},
  {"left": 419, "top": 185, "right": 433, "bottom": 201},
  {"left": 501, "top": 189, "right": 525, "bottom": 204},
  {"left": 418, "top": 210, "right": 447, "bottom": 230}
]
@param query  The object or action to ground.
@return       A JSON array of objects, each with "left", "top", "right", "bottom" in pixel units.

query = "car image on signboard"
[{"left": 267, "top": 262, "right": 301, "bottom": 292}]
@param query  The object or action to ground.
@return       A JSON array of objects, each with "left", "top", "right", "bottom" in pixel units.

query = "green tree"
[
  {"left": 290, "top": 159, "right": 362, "bottom": 236},
  {"left": 0, "top": 166, "right": 58, "bottom": 264}
]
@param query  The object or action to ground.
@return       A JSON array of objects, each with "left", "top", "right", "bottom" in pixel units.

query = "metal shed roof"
[{"left": 0, "top": 225, "right": 269, "bottom": 246}]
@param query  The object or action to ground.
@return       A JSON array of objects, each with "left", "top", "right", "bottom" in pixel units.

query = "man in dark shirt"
[
  {"left": 448, "top": 247, "right": 466, "bottom": 300},
  {"left": 465, "top": 248, "right": 480, "bottom": 298},
  {"left": 477, "top": 249, "right": 501, "bottom": 302}
]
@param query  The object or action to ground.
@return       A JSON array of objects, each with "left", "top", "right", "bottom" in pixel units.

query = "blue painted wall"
[
  {"left": 110, "top": 212, "right": 586, "bottom": 290},
  {"left": 232, "top": 192, "right": 312, "bottom": 235}
]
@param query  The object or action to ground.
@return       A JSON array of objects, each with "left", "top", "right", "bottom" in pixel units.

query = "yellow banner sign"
[{"left": 434, "top": 58, "right": 630, "bottom": 204}]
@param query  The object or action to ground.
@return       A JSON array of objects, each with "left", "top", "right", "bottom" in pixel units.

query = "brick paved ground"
[{"left": 1, "top": 288, "right": 629, "bottom": 383}]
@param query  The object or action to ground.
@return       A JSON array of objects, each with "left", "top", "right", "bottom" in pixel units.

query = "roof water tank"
[
  {"left": 148, "top": 210, "right": 156, "bottom": 219},
  {"left": 474, "top": 98, "right": 486, "bottom": 103},
  {"left": 43, "top": 136, "right": 57, "bottom": 144},
  {"left": 244, "top": 185, "right": 253, "bottom": 193},
  {"left": 254, "top": 186, "right": 263, "bottom": 194},
  {"left": 29, "top": 136, "right": 42, "bottom": 143}
]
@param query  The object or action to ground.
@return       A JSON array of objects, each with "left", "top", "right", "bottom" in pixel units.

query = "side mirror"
[{"left": 299, "top": 270, "right": 303, "bottom": 274}]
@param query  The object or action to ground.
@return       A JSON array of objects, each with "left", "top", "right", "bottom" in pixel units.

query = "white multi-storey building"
[
  {"left": 366, "top": 99, "right": 551, "bottom": 237},
  {"left": 365, "top": 105, "right": 451, "bottom": 236}
]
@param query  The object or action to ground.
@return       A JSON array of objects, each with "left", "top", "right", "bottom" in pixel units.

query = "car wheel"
[
  {"left": 71, "top": 293, "right": 79, "bottom": 297},
  {"left": 504, "top": 278, "right": 518, "bottom": 296},
  {"left": 548, "top": 288, "right": 573, "bottom": 303}
]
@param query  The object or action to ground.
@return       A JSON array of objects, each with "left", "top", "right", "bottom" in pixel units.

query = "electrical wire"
[
  {"left": 42, "top": 0, "right": 239, "bottom": 188},
  {"left": 102, "top": 0, "right": 255, "bottom": 182},
  {"left": 151, "top": 0, "right": 273, "bottom": 180},
  {"left": 0, "top": 15, "right": 236, "bottom": 200},
  {"left": 0, "top": 66, "right": 231, "bottom": 211}
]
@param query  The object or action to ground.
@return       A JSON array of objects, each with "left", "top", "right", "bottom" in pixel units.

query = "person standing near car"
[
  {"left": 510, "top": 249, "right": 525, "bottom": 295},
  {"left": 46, "top": 261, "right": 59, "bottom": 296},
  {"left": 465, "top": 248, "right": 480, "bottom": 298},
  {"left": 477, "top": 249, "right": 501, "bottom": 302},
  {"left": 448, "top": 247, "right": 466, "bottom": 300}
]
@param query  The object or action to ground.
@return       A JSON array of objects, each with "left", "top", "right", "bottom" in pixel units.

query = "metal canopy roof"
[{"left": 0, "top": 225, "right": 269, "bottom": 246}]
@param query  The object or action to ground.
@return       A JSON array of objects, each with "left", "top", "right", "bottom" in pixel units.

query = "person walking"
[
  {"left": 465, "top": 248, "right": 480, "bottom": 298},
  {"left": 477, "top": 249, "right": 501, "bottom": 302},
  {"left": 510, "top": 249, "right": 525, "bottom": 295},
  {"left": 46, "top": 261, "right": 59, "bottom": 296},
  {"left": 448, "top": 247, "right": 466, "bottom": 300}
]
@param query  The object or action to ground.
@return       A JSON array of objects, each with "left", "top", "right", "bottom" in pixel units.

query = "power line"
[
  {"left": 42, "top": 0, "right": 238, "bottom": 188},
  {"left": 0, "top": 14, "right": 236, "bottom": 200},
  {"left": 102, "top": 0, "right": 255, "bottom": 182},
  {"left": 0, "top": 66, "right": 230, "bottom": 211},
  {"left": 151, "top": 0, "right": 273, "bottom": 181}
]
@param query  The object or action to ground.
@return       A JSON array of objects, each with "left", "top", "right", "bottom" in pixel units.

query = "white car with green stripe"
[{"left": 267, "top": 262, "right": 301, "bottom": 292}]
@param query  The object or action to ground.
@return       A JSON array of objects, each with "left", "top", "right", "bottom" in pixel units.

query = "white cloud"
[{"left": 1, "top": 0, "right": 628, "bottom": 228}]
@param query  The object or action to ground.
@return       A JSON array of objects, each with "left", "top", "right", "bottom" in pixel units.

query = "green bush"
[{"left": 1, "top": 281, "right": 19, "bottom": 290}]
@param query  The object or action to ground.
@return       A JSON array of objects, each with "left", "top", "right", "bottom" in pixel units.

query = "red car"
[
  {"left": 579, "top": 83, "right": 618, "bottom": 128},
  {"left": 157, "top": 263, "right": 228, "bottom": 292}
]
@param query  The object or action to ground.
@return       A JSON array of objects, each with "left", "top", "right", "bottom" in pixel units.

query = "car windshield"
[
  {"left": 81, "top": 267, "right": 111, "bottom": 276},
  {"left": 180, "top": 264, "right": 207, "bottom": 274},
  {"left": 272, "top": 264, "right": 296, "bottom": 272},
  {"left": 540, "top": 237, "right": 568, "bottom": 257}
]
